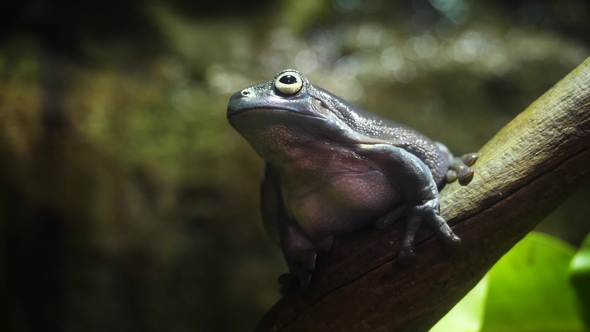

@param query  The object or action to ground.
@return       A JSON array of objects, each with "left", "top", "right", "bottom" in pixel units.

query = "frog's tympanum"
[{"left": 227, "top": 69, "right": 477, "bottom": 290}]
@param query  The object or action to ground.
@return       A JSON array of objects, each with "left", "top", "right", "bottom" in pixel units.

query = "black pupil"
[{"left": 279, "top": 75, "right": 297, "bottom": 85}]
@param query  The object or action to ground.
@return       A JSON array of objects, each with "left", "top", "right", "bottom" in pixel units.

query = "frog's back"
[{"left": 314, "top": 87, "right": 450, "bottom": 185}]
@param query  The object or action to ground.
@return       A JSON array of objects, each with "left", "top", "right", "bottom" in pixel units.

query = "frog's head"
[{"left": 227, "top": 69, "right": 378, "bottom": 162}]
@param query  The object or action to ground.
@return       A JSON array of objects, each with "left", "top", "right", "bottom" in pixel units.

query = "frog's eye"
[{"left": 275, "top": 72, "right": 303, "bottom": 95}]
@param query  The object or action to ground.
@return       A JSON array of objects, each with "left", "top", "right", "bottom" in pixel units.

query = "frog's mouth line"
[
  {"left": 226, "top": 107, "right": 324, "bottom": 120},
  {"left": 228, "top": 107, "right": 402, "bottom": 146}
]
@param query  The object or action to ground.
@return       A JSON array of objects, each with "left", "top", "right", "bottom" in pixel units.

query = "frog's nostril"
[{"left": 241, "top": 90, "right": 250, "bottom": 96}]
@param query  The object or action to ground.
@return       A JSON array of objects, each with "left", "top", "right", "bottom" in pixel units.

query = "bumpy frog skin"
[{"left": 227, "top": 69, "right": 477, "bottom": 290}]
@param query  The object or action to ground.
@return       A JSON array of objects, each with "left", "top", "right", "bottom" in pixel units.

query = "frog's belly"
[{"left": 283, "top": 170, "right": 402, "bottom": 242}]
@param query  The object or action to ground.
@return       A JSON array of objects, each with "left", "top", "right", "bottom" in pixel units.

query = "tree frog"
[{"left": 227, "top": 69, "right": 477, "bottom": 290}]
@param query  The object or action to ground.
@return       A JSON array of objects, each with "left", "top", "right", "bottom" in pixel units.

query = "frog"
[{"left": 226, "top": 69, "right": 477, "bottom": 290}]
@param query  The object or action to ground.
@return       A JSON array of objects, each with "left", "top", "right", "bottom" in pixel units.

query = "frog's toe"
[
  {"left": 457, "top": 166, "right": 474, "bottom": 185},
  {"left": 285, "top": 248, "right": 317, "bottom": 287},
  {"left": 423, "top": 208, "right": 462, "bottom": 255},
  {"left": 435, "top": 224, "right": 462, "bottom": 254},
  {"left": 443, "top": 234, "right": 462, "bottom": 254},
  {"left": 446, "top": 169, "right": 458, "bottom": 183},
  {"left": 285, "top": 244, "right": 317, "bottom": 269},
  {"left": 447, "top": 152, "right": 477, "bottom": 185},
  {"left": 288, "top": 264, "right": 313, "bottom": 290},
  {"left": 293, "top": 249, "right": 317, "bottom": 272},
  {"left": 283, "top": 242, "right": 318, "bottom": 290},
  {"left": 460, "top": 153, "right": 478, "bottom": 167},
  {"left": 279, "top": 265, "right": 313, "bottom": 293}
]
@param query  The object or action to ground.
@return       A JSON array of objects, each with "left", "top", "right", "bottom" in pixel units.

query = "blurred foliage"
[
  {"left": 433, "top": 232, "right": 587, "bottom": 332},
  {"left": 0, "top": 0, "right": 589, "bottom": 331},
  {"left": 571, "top": 233, "right": 590, "bottom": 328}
]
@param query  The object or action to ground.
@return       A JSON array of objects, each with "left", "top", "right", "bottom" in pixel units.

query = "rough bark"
[{"left": 254, "top": 57, "right": 590, "bottom": 332}]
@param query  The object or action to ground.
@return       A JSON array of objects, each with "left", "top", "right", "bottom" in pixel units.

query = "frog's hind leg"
[{"left": 435, "top": 142, "right": 477, "bottom": 185}]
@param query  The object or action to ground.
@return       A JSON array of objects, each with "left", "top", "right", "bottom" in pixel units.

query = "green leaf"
[
  {"left": 433, "top": 232, "right": 585, "bottom": 332},
  {"left": 570, "top": 233, "right": 590, "bottom": 328},
  {"left": 481, "top": 232, "right": 583, "bottom": 332}
]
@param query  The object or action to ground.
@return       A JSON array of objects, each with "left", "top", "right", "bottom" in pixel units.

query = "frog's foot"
[
  {"left": 283, "top": 247, "right": 317, "bottom": 290},
  {"left": 399, "top": 198, "right": 461, "bottom": 265},
  {"left": 446, "top": 153, "right": 478, "bottom": 185},
  {"left": 280, "top": 235, "right": 334, "bottom": 291}
]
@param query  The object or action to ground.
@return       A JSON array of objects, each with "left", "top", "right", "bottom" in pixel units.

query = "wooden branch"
[{"left": 254, "top": 57, "right": 590, "bottom": 332}]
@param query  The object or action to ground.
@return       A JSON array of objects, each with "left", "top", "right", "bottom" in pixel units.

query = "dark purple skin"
[{"left": 227, "top": 69, "right": 476, "bottom": 290}]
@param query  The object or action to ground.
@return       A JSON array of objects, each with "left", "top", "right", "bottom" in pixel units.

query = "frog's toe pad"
[
  {"left": 457, "top": 166, "right": 474, "bottom": 185},
  {"left": 461, "top": 153, "right": 478, "bottom": 167},
  {"left": 446, "top": 169, "right": 458, "bottom": 183},
  {"left": 447, "top": 152, "right": 477, "bottom": 185},
  {"left": 448, "top": 163, "right": 474, "bottom": 185},
  {"left": 442, "top": 234, "right": 462, "bottom": 254}
]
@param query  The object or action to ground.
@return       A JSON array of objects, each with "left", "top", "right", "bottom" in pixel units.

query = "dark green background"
[{"left": 0, "top": 0, "right": 589, "bottom": 331}]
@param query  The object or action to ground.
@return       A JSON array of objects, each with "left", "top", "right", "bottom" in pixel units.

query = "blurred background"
[{"left": 0, "top": 0, "right": 589, "bottom": 331}]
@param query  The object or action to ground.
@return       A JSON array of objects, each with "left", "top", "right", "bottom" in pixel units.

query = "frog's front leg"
[
  {"left": 366, "top": 144, "right": 461, "bottom": 264},
  {"left": 278, "top": 220, "right": 334, "bottom": 290},
  {"left": 261, "top": 164, "right": 332, "bottom": 290},
  {"left": 279, "top": 220, "right": 316, "bottom": 290}
]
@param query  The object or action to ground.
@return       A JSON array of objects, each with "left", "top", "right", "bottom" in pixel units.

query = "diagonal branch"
[{"left": 254, "top": 57, "right": 590, "bottom": 332}]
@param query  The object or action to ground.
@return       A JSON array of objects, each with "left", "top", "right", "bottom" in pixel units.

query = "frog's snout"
[{"left": 227, "top": 89, "right": 250, "bottom": 118}]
